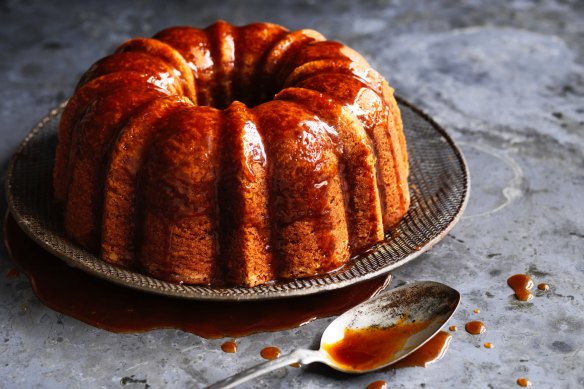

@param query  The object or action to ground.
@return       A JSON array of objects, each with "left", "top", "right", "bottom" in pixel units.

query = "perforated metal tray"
[{"left": 5, "top": 98, "right": 469, "bottom": 301}]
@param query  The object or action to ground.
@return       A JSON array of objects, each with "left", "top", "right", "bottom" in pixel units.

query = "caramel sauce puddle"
[{"left": 3, "top": 213, "right": 391, "bottom": 338}]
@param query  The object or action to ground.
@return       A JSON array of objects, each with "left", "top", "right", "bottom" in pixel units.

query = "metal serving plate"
[{"left": 5, "top": 98, "right": 469, "bottom": 301}]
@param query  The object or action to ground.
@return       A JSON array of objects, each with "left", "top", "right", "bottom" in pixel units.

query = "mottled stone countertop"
[{"left": 1, "top": 1, "right": 582, "bottom": 388}]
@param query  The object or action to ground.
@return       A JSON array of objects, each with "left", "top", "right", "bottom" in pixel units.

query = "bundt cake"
[{"left": 53, "top": 21, "right": 410, "bottom": 287}]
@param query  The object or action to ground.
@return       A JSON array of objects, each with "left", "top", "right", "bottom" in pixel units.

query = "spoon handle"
[{"left": 206, "top": 349, "right": 323, "bottom": 389}]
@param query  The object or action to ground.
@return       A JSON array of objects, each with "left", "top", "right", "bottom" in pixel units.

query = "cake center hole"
[{"left": 195, "top": 71, "right": 279, "bottom": 109}]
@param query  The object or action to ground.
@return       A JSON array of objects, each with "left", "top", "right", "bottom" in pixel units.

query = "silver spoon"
[{"left": 206, "top": 280, "right": 460, "bottom": 389}]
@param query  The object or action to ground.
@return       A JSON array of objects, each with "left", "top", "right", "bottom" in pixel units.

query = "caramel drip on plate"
[{"left": 3, "top": 213, "right": 391, "bottom": 339}]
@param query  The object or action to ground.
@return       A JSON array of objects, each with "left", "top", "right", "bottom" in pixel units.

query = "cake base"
[{"left": 3, "top": 212, "right": 391, "bottom": 338}]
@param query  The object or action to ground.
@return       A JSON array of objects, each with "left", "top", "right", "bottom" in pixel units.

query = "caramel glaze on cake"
[{"left": 53, "top": 21, "right": 410, "bottom": 287}]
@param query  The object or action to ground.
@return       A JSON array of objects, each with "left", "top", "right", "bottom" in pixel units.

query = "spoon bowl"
[{"left": 207, "top": 281, "right": 460, "bottom": 388}]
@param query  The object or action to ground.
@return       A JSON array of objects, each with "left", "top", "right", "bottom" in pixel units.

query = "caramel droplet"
[
  {"left": 221, "top": 340, "right": 237, "bottom": 353},
  {"left": 507, "top": 274, "right": 534, "bottom": 301},
  {"left": 289, "top": 362, "right": 301, "bottom": 368},
  {"left": 260, "top": 346, "right": 281, "bottom": 360},
  {"left": 5, "top": 268, "right": 20, "bottom": 279},
  {"left": 517, "top": 377, "right": 531, "bottom": 387},
  {"left": 465, "top": 321, "right": 486, "bottom": 335},
  {"left": 484, "top": 342, "right": 493, "bottom": 349},
  {"left": 537, "top": 283, "right": 549, "bottom": 291},
  {"left": 366, "top": 380, "right": 387, "bottom": 389},
  {"left": 473, "top": 309, "right": 480, "bottom": 314},
  {"left": 449, "top": 325, "right": 457, "bottom": 332}
]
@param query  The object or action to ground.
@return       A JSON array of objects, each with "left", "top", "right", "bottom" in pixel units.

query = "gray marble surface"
[{"left": 1, "top": 0, "right": 583, "bottom": 388}]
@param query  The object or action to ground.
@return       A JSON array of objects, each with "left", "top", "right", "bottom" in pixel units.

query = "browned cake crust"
[{"left": 54, "top": 21, "right": 410, "bottom": 287}]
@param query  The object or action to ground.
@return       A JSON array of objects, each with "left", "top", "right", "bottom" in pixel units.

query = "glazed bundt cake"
[{"left": 53, "top": 21, "right": 410, "bottom": 287}]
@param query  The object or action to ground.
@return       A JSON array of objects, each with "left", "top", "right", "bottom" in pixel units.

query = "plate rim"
[{"left": 4, "top": 97, "right": 470, "bottom": 301}]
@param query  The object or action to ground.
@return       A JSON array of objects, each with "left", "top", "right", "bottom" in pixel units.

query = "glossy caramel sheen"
[
  {"left": 507, "top": 274, "right": 534, "bottom": 301},
  {"left": 322, "top": 320, "right": 432, "bottom": 371},
  {"left": 4, "top": 213, "right": 392, "bottom": 338},
  {"left": 53, "top": 21, "right": 410, "bottom": 287}
]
